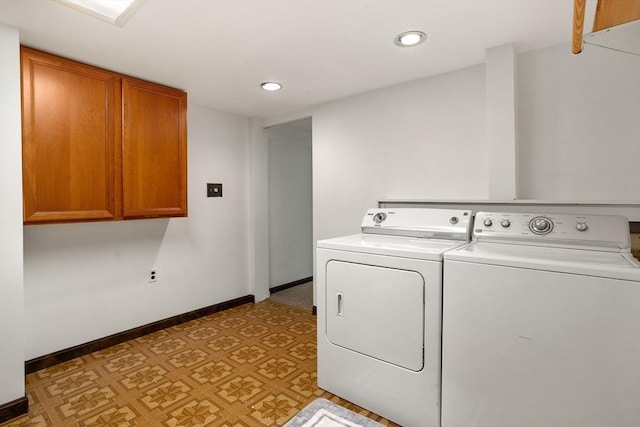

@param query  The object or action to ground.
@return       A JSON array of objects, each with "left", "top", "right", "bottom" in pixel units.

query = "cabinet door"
[
  {"left": 122, "top": 78, "right": 187, "bottom": 218},
  {"left": 21, "top": 47, "right": 121, "bottom": 223}
]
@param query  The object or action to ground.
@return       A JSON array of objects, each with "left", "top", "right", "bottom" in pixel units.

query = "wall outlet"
[{"left": 149, "top": 268, "right": 158, "bottom": 283}]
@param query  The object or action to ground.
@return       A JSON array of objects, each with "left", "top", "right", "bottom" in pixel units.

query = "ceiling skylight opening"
[
  {"left": 261, "top": 82, "right": 282, "bottom": 92},
  {"left": 394, "top": 31, "right": 427, "bottom": 47},
  {"left": 54, "top": 0, "right": 144, "bottom": 27}
]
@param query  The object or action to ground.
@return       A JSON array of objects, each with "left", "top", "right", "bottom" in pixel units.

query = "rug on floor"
[{"left": 284, "top": 398, "right": 385, "bottom": 427}]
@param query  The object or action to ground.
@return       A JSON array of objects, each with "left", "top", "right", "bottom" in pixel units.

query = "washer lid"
[
  {"left": 317, "top": 233, "right": 469, "bottom": 261},
  {"left": 445, "top": 242, "right": 640, "bottom": 281}
]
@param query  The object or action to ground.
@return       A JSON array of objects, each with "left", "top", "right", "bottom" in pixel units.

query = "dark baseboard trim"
[
  {"left": 312, "top": 305, "right": 317, "bottom": 316},
  {"left": 270, "top": 276, "right": 313, "bottom": 294},
  {"left": 0, "top": 396, "right": 28, "bottom": 424},
  {"left": 25, "top": 294, "right": 255, "bottom": 374}
]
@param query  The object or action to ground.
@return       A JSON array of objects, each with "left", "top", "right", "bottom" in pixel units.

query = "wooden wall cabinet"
[
  {"left": 122, "top": 78, "right": 187, "bottom": 219},
  {"left": 21, "top": 47, "right": 187, "bottom": 224},
  {"left": 21, "top": 47, "right": 121, "bottom": 223}
]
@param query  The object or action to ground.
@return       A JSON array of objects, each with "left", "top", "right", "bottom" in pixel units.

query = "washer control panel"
[{"left": 473, "top": 211, "right": 631, "bottom": 249}]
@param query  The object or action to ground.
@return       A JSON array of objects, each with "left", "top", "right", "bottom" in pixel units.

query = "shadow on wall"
[{"left": 23, "top": 219, "right": 170, "bottom": 294}]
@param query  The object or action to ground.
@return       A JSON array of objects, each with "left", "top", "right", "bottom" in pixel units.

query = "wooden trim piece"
[
  {"left": 0, "top": 396, "right": 28, "bottom": 424},
  {"left": 270, "top": 276, "right": 313, "bottom": 294},
  {"left": 593, "top": 0, "right": 640, "bottom": 32},
  {"left": 25, "top": 295, "right": 255, "bottom": 374},
  {"left": 572, "top": 0, "right": 587, "bottom": 54}
]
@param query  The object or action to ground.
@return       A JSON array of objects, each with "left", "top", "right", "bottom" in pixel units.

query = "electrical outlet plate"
[
  {"left": 149, "top": 268, "right": 158, "bottom": 283},
  {"left": 207, "top": 183, "right": 223, "bottom": 197}
]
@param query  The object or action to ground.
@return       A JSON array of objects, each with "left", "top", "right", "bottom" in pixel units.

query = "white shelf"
[{"left": 377, "top": 200, "right": 640, "bottom": 222}]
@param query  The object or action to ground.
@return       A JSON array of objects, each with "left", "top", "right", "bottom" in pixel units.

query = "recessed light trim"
[
  {"left": 394, "top": 31, "right": 427, "bottom": 47},
  {"left": 261, "top": 82, "right": 282, "bottom": 91},
  {"left": 53, "top": 0, "right": 144, "bottom": 27}
]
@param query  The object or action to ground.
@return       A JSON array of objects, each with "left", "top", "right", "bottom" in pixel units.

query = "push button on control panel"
[
  {"left": 483, "top": 219, "right": 493, "bottom": 227},
  {"left": 500, "top": 219, "right": 511, "bottom": 228},
  {"left": 576, "top": 222, "right": 588, "bottom": 232}
]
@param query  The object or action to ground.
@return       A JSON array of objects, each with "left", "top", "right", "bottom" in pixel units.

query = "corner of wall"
[
  {"left": 486, "top": 43, "right": 518, "bottom": 200},
  {"left": 248, "top": 118, "right": 270, "bottom": 301},
  {"left": 0, "top": 22, "right": 26, "bottom": 405}
]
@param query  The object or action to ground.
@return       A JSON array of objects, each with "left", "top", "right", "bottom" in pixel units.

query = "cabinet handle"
[{"left": 337, "top": 293, "right": 344, "bottom": 316}]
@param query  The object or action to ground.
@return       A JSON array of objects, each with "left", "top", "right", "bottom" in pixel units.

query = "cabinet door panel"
[
  {"left": 122, "top": 78, "right": 187, "bottom": 218},
  {"left": 21, "top": 47, "right": 120, "bottom": 223}
]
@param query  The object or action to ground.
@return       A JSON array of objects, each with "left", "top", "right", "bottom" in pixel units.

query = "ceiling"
[{"left": 1, "top": 0, "right": 597, "bottom": 119}]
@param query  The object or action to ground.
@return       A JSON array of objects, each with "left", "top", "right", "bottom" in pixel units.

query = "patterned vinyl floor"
[{"left": 2, "top": 300, "right": 398, "bottom": 427}]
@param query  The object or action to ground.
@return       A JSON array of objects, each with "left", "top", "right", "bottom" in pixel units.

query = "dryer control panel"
[
  {"left": 473, "top": 211, "right": 631, "bottom": 250},
  {"left": 362, "top": 208, "right": 472, "bottom": 241}
]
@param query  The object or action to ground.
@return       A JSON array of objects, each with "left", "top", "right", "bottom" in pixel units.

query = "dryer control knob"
[
  {"left": 576, "top": 222, "right": 588, "bottom": 232},
  {"left": 501, "top": 219, "right": 511, "bottom": 228},
  {"left": 483, "top": 219, "right": 493, "bottom": 227},
  {"left": 450, "top": 216, "right": 459, "bottom": 224},
  {"left": 373, "top": 212, "right": 387, "bottom": 224}
]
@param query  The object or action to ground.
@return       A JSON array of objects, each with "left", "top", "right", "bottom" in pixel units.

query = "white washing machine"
[
  {"left": 442, "top": 211, "right": 640, "bottom": 427},
  {"left": 317, "top": 208, "right": 473, "bottom": 427}
]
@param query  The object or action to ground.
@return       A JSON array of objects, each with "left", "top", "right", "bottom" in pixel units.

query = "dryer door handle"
[{"left": 337, "top": 292, "right": 344, "bottom": 316}]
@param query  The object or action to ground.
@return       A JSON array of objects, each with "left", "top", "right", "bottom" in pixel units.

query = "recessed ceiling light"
[
  {"left": 53, "top": 0, "right": 144, "bottom": 27},
  {"left": 261, "top": 82, "right": 282, "bottom": 91},
  {"left": 394, "top": 31, "right": 427, "bottom": 47}
]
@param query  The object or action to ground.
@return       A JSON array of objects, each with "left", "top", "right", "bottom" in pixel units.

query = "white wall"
[
  {"left": 23, "top": 103, "right": 251, "bottom": 359},
  {"left": 311, "top": 64, "right": 488, "bottom": 241},
  {"left": 517, "top": 42, "right": 640, "bottom": 200},
  {"left": 0, "top": 23, "right": 25, "bottom": 405},
  {"left": 267, "top": 123, "right": 313, "bottom": 287}
]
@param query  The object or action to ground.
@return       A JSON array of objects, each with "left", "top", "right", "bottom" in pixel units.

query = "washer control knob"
[
  {"left": 576, "top": 222, "right": 588, "bottom": 232},
  {"left": 483, "top": 219, "right": 493, "bottom": 227},
  {"left": 500, "top": 219, "right": 511, "bottom": 228},
  {"left": 530, "top": 217, "right": 552, "bottom": 234},
  {"left": 450, "top": 216, "right": 459, "bottom": 224},
  {"left": 373, "top": 212, "right": 387, "bottom": 224}
]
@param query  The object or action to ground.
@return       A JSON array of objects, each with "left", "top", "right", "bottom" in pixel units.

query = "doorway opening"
[{"left": 266, "top": 118, "right": 313, "bottom": 311}]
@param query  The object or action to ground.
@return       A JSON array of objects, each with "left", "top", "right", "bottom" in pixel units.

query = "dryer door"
[{"left": 325, "top": 260, "right": 425, "bottom": 371}]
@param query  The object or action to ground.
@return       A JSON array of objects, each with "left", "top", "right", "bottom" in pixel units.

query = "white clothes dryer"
[
  {"left": 317, "top": 208, "right": 473, "bottom": 427},
  {"left": 442, "top": 211, "right": 640, "bottom": 427}
]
